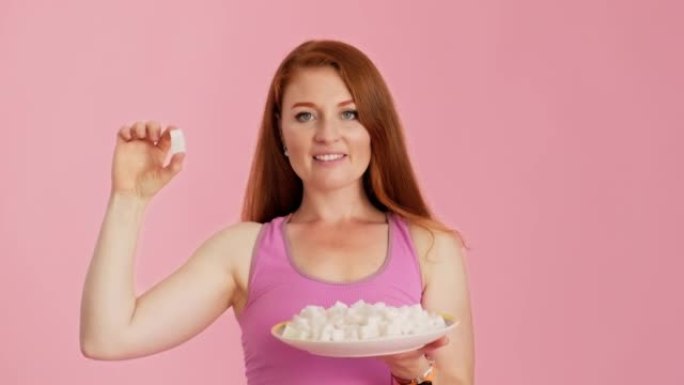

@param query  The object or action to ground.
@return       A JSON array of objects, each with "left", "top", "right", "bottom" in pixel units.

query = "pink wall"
[{"left": 1, "top": 0, "right": 682, "bottom": 384}]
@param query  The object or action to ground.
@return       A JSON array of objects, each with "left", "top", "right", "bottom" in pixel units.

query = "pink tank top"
[{"left": 236, "top": 212, "right": 423, "bottom": 385}]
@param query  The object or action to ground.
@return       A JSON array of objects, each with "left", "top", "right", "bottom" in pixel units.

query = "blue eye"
[
  {"left": 295, "top": 112, "right": 314, "bottom": 122},
  {"left": 341, "top": 110, "right": 358, "bottom": 120}
]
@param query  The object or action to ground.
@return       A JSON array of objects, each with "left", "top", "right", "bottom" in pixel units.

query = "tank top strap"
[
  {"left": 384, "top": 212, "right": 424, "bottom": 293},
  {"left": 242, "top": 216, "right": 290, "bottom": 309}
]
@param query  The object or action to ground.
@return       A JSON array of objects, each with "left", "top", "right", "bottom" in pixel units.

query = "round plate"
[{"left": 271, "top": 314, "right": 459, "bottom": 358}]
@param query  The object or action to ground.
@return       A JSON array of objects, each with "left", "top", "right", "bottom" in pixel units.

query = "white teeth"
[{"left": 314, "top": 154, "right": 345, "bottom": 161}]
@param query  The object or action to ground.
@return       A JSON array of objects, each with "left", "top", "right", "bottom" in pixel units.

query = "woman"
[{"left": 80, "top": 40, "right": 475, "bottom": 385}]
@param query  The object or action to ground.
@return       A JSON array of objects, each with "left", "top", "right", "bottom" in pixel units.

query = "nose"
[{"left": 313, "top": 115, "right": 341, "bottom": 143}]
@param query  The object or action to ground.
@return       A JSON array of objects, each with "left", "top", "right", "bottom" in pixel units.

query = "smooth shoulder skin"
[
  {"left": 96, "top": 221, "right": 262, "bottom": 360},
  {"left": 409, "top": 224, "right": 476, "bottom": 384}
]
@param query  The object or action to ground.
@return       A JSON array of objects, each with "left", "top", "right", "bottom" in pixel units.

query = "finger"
[
  {"left": 118, "top": 125, "right": 132, "bottom": 141},
  {"left": 168, "top": 152, "right": 185, "bottom": 171},
  {"left": 133, "top": 121, "right": 146, "bottom": 139},
  {"left": 157, "top": 125, "right": 177, "bottom": 153},
  {"left": 146, "top": 121, "right": 161, "bottom": 143},
  {"left": 158, "top": 152, "right": 185, "bottom": 183}
]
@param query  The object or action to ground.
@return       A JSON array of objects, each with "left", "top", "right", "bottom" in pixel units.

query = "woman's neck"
[{"left": 292, "top": 182, "right": 384, "bottom": 224}]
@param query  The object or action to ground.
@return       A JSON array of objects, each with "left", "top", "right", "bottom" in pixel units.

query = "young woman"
[{"left": 80, "top": 40, "right": 475, "bottom": 385}]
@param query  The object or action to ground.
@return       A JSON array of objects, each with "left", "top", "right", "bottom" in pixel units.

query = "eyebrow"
[{"left": 291, "top": 100, "right": 355, "bottom": 109}]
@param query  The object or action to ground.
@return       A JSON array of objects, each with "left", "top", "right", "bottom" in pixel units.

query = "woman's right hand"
[{"left": 111, "top": 121, "right": 186, "bottom": 201}]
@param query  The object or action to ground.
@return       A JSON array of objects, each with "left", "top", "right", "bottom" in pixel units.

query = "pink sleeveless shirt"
[{"left": 235, "top": 212, "right": 423, "bottom": 385}]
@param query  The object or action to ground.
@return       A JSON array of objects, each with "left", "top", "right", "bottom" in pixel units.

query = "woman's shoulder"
[
  {"left": 190, "top": 221, "right": 263, "bottom": 268},
  {"left": 405, "top": 220, "right": 466, "bottom": 263},
  {"left": 213, "top": 213, "right": 292, "bottom": 251},
  {"left": 207, "top": 221, "right": 264, "bottom": 283},
  {"left": 404, "top": 221, "right": 468, "bottom": 295},
  {"left": 212, "top": 221, "right": 265, "bottom": 252},
  {"left": 220, "top": 220, "right": 264, "bottom": 235}
]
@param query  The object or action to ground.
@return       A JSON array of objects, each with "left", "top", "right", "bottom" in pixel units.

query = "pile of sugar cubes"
[{"left": 280, "top": 300, "right": 447, "bottom": 341}]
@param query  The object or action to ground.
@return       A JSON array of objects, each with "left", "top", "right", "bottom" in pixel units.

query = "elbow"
[
  {"left": 80, "top": 338, "right": 109, "bottom": 360},
  {"left": 80, "top": 338, "right": 103, "bottom": 360},
  {"left": 80, "top": 337, "right": 125, "bottom": 361},
  {"left": 79, "top": 321, "right": 131, "bottom": 360}
]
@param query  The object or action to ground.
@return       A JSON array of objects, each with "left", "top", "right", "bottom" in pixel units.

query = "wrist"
[
  {"left": 107, "top": 193, "right": 150, "bottom": 221},
  {"left": 109, "top": 192, "right": 150, "bottom": 208}
]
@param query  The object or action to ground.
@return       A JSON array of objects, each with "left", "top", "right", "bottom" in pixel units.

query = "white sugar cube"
[
  {"left": 331, "top": 329, "right": 345, "bottom": 342},
  {"left": 319, "top": 324, "right": 335, "bottom": 341},
  {"left": 343, "top": 325, "right": 360, "bottom": 341},
  {"left": 282, "top": 324, "right": 308, "bottom": 339},
  {"left": 360, "top": 324, "right": 380, "bottom": 339},
  {"left": 170, "top": 129, "right": 186, "bottom": 154},
  {"left": 280, "top": 301, "right": 450, "bottom": 342}
]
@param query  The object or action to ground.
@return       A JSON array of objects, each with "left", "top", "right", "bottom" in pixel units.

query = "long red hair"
[{"left": 241, "top": 40, "right": 465, "bottom": 245}]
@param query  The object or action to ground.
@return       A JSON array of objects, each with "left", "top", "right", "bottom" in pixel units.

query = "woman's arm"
[
  {"left": 380, "top": 225, "right": 475, "bottom": 384},
  {"left": 79, "top": 192, "right": 261, "bottom": 360},
  {"left": 80, "top": 121, "right": 261, "bottom": 360},
  {"left": 420, "top": 229, "right": 476, "bottom": 384}
]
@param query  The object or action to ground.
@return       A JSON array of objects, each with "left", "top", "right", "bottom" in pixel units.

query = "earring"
[{"left": 284, "top": 149, "right": 289, "bottom": 157}]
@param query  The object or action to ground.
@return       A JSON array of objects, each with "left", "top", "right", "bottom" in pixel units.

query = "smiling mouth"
[{"left": 313, "top": 154, "right": 347, "bottom": 161}]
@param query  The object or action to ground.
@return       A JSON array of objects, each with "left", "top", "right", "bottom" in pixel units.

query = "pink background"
[{"left": 1, "top": 0, "right": 682, "bottom": 384}]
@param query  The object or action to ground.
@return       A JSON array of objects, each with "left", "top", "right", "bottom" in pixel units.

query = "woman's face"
[{"left": 279, "top": 66, "right": 371, "bottom": 192}]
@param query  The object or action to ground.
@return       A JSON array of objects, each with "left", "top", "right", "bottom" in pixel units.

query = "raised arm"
[
  {"left": 79, "top": 121, "right": 257, "bottom": 360},
  {"left": 80, "top": 200, "right": 259, "bottom": 360}
]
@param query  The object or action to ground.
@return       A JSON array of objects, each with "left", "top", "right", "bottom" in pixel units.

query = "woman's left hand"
[{"left": 376, "top": 335, "right": 449, "bottom": 380}]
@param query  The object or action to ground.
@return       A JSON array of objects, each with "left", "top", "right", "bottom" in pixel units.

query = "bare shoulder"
[
  {"left": 191, "top": 221, "right": 263, "bottom": 274},
  {"left": 213, "top": 221, "right": 265, "bottom": 299},
  {"left": 212, "top": 221, "right": 264, "bottom": 264},
  {"left": 407, "top": 222, "right": 466, "bottom": 264},
  {"left": 215, "top": 221, "right": 264, "bottom": 242},
  {"left": 407, "top": 221, "right": 468, "bottom": 290}
]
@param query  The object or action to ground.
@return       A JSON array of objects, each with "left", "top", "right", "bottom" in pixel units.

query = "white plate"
[{"left": 271, "top": 314, "right": 459, "bottom": 358}]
